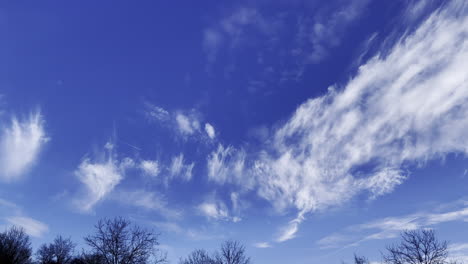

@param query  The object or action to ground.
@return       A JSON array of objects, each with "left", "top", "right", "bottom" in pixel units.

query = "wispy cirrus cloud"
[
  {"left": 169, "top": 153, "right": 195, "bottom": 182},
  {"left": 253, "top": 242, "right": 272, "bottom": 248},
  {"left": 197, "top": 195, "right": 241, "bottom": 222},
  {"left": 73, "top": 143, "right": 134, "bottom": 212},
  {"left": 145, "top": 103, "right": 216, "bottom": 140},
  {"left": 207, "top": 0, "right": 468, "bottom": 242},
  {"left": 139, "top": 160, "right": 160, "bottom": 177},
  {"left": 0, "top": 198, "right": 48, "bottom": 238},
  {"left": 318, "top": 201, "right": 468, "bottom": 249},
  {"left": 0, "top": 111, "right": 48, "bottom": 181},
  {"left": 113, "top": 189, "right": 182, "bottom": 219},
  {"left": 5, "top": 216, "right": 49, "bottom": 238}
]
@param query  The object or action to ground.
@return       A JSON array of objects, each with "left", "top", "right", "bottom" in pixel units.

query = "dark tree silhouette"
[
  {"left": 383, "top": 229, "right": 449, "bottom": 264},
  {"left": 354, "top": 254, "right": 369, "bottom": 264},
  {"left": 214, "top": 240, "right": 250, "bottom": 264},
  {"left": 37, "top": 236, "right": 75, "bottom": 264},
  {"left": 180, "top": 240, "right": 250, "bottom": 264},
  {"left": 0, "top": 226, "right": 32, "bottom": 264},
  {"left": 179, "top": 249, "right": 216, "bottom": 264},
  {"left": 70, "top": 253, "right": 105, "bottom": 264},
  {"left": 84, "top": 217, "right": 166, "bottom": 264}
]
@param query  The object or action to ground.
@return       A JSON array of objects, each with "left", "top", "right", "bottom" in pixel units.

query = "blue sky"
[{"left": 1, "top": 0, "right": 468, "bottom": 263}]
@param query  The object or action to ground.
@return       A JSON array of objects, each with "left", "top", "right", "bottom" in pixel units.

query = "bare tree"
[
  {"left": 84, "top": 217, "right": 166, "bottom": 264},
  {"left": 70, "top": 252, "right": 105, "bottom": 264},
  {"left": 37, "top": 236, "right": 75, "bottom": 264},
  {"left": 383, "top": 229, "right": 449, "bottom": 264},
  {"left": 214, "top": 240, "right": 250, "bottom": 264},
  {"left": 179, "top": 249, "right": 216, "bottom": 264},
  {"left": 354, "top": 254, "right": 369, "bottom": 264},
  {"left": 0, "top": 226, "right": 32, "bottom": 264}
]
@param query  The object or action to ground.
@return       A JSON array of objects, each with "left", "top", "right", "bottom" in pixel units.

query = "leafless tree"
[
  {"left": 383, "top": 229, "right": 449, "bottom": 264},
  {"left": 84, "top": 217, "right": 166, "bottom": 264},
  {"left": 70, "top": 252, "right": 106, "bottom": 264},
  {"left": 0, "top": 226, "right": 32, "bottom": 264},
  {"left": 354, "top": 254, "right": 369, "bottom": 264},
  {"left": 37, "top": 236, "right": 75, "bottom": 264},
  {"left": 179, "top": 249, "right": 216, "bottom": 264},
  {"left": 214, "top": 240, "right": 250, "bottom": 264}
]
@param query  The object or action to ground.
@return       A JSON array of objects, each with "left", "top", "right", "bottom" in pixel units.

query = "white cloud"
[
  {"left": 146, "top": 104, "right": 170, "bottom": 121},
  {"left": 306, "top": 0, "right": 370, "bottom": 63},
  {"left": 5, "top": 216, "right": 48, "bottom": 238},
  {"left": 205, "top": 123, "right": 216, "bottom": 139},
  {"left": 74, "top": 143, "right": 132, "bottom": 212},
  {"left": 276, "top": 213, "right": 305, "bottom": 242},
  {"left": 176, "top": 113, "right": 200, "bottom": 135},
  {"left": 169, "top": 153, "right": 194, "bottom": 182},
  {"left": 0, "top": 111, "right": 48, "bottom": 181},
  {"left": 140, "top": 160, "right": 160, "bottom": 177},
  {"left": 145, "top": 104, "right": 213, "bottom": 141},
  {"left": 253, "top": 242, "right": 272, "bottom": 248},
  {"left": 114, "top": 190, "right": 181, "bottom": 219},
  {"left": 197, "top": 195, "right": 243, "bottom": 223},
  {"left": 207, "top": 144, "right": 247, "bottom": 186},
  {"left": 198, "top": 201, "right": 229, "bottom": 221},
  {"left": 0, "top": 198, "right": 49, "bottom": 238},
  {"left": 207, "top": 0, "right": 468, "bottom": 242},
  {"left": 318, "top": 202, "right": 468, "bottom": 249}
]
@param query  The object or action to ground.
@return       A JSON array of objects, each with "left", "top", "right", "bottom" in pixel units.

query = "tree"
[
  {"left": 179, "top": 249, "right": 216, "bottom": 264},
  {"left": 70, "top": 253, "right": 105, "bottom": 264},
  {"left": 0, "top": 226, "right": 33, "bottom": 264},
  {"left": 37, "top": 236, "right": 75, "bottom": 264},
  {"left": 84, "top": 217, "right": 166, "bottom": 264},
  {"left": 214, "top": 240, "right": 250, "bottom": 264},
  {"left": 383, "top": 229, "right": 449, "bottom": 264},
  {"left": 354, "top": 254, "right": 369, "bottom": 264}
]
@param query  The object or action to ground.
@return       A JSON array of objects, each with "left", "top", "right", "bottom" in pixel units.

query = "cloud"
[
  {"left": 197, "top": 195, "right": 242, "bottom": 223},
  {"left": 253, "top": 242, "right": 272, "bottom": 248},
  {"left": 145, "top": 104, "right": 170, "bottom": 122},
  {"left": 169, "top": 153, "right": 194, "bottom": 182},
  {"left": 145, "top": 103, "right": 214, "bottom": 141},
  {"left": 203, "top": 28, "right": 223, "bottom": 65},
  {"left": 0, "top": 111, "right": 48, "bottom": 181},
  {"left": 198, "top": 201, "right": 229, "bottom": 221},
  {"left": 449, "top": 243, "right": 468, "bottom": 264},
  {"left": 306, "top": 0, "right": 370, "bottom": 63},
  {"left": 0, "top": 198, "right": 49, "bottom": 238},
  {"left": 202, "top": 7, "right": 278, "bottom": 68},
  {"left": 276, "top": 213, "right": 305, "bottom": 242},
  {"left": 74, "top": 143, "right": 132, "bottom": 212},
  {"left": 207, "top": 0, "right": 468, "bottom": 242},
  {"left": 318, "top": 201, "right": 468, "bottom": 248},
  {"left": 176, "top": 113, "right": 200, "bottom": 136},
  {"left": 207, "top": 144, "right": 247, "bottom": 185},
  {"left": 5, "top": 216, "right": 48, "bottom": 238},
  {"left": 114, "top": 190, "right": 182, "bottom": 219},
  {"left": 205, "top": 123, "right": 216, "bottom": 139},
  {"left": 140, "top": 160, "right": 160, "bottom": 177}
]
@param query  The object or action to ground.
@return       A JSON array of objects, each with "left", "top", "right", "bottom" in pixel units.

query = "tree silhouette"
[
  {"left": 0, "top": 226, "right": 32, "bottom": 264},
  {"left": 383, "top": 229, "right": 449, "bottom": 264},
  {"left": 84, "top": 217, "right": 166, "bottom": 264},
  {"left": 179, "top": 249, "right": 216, "bottom": 264},
  {"left": 215, "top": 240, "right": 250, "bottom": 264},
  {"left": 37, "top": 236, "right": 75, "bottom": 264},
  {"left": 353, "top": 254, "right": 369, "bottom": 264}
]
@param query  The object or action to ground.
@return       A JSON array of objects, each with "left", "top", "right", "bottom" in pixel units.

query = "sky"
[{"left": 1, "top": 0, "right": 468, "bottom": 263}]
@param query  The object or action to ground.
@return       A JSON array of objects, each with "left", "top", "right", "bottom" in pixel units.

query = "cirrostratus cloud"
[{"left": 207, "top": 0, "right": 468, "bottom": 242}]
